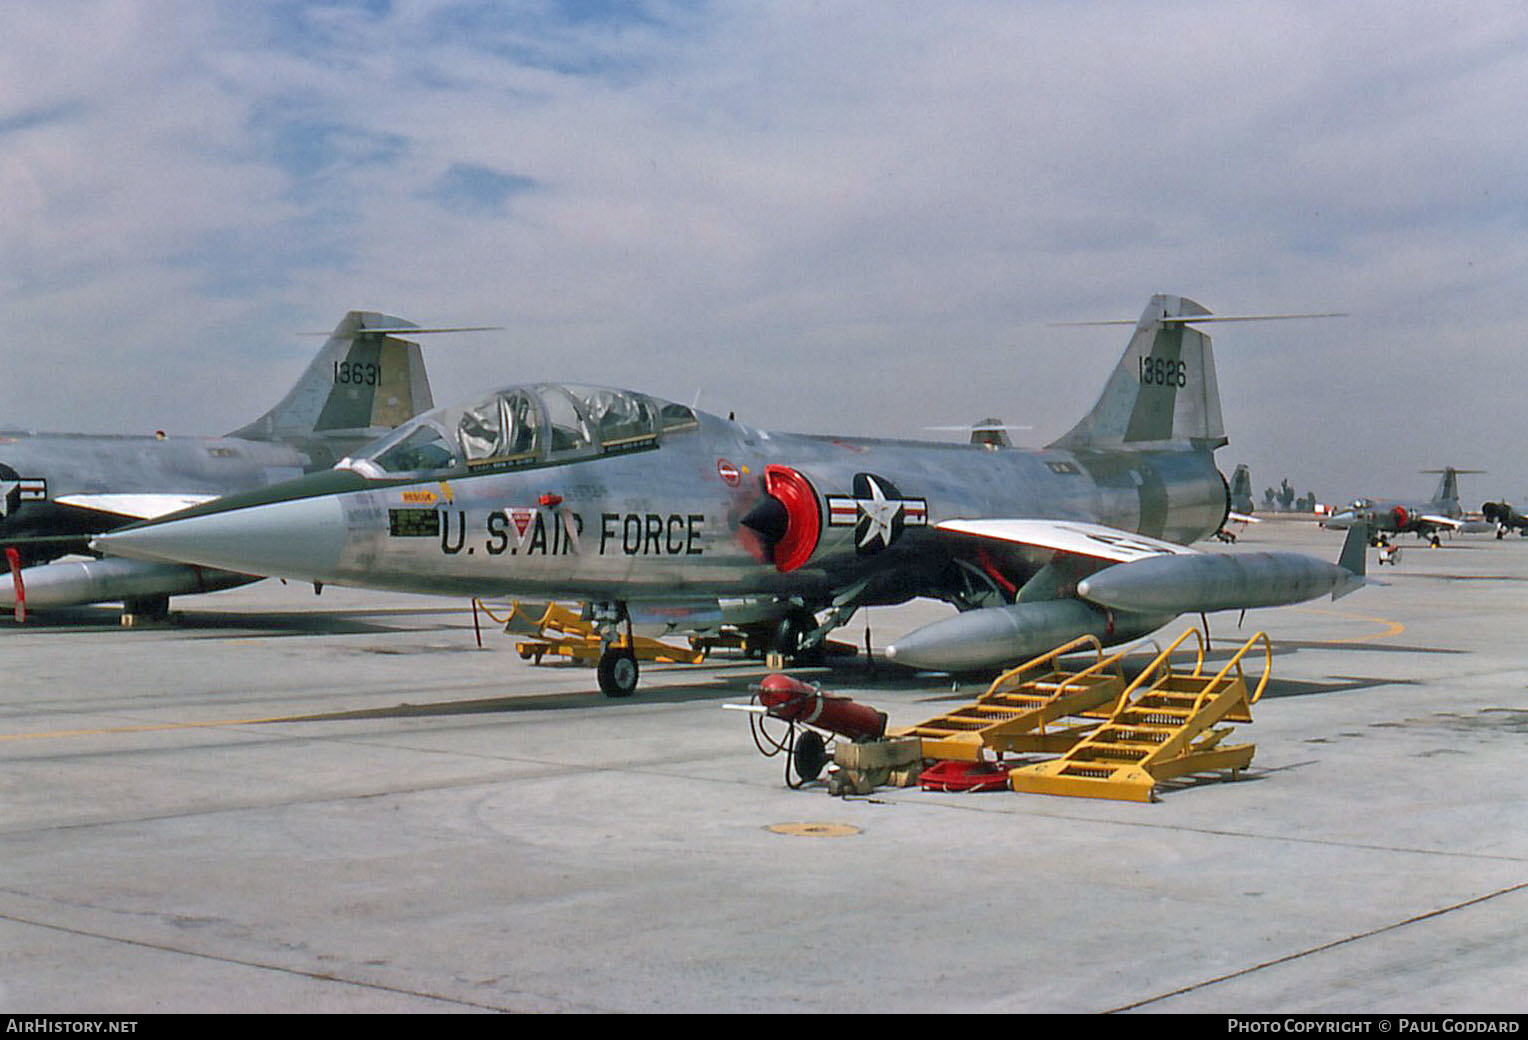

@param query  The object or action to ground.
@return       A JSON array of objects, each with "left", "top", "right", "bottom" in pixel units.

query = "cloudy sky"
[{"left": 5, "top": 1, "right": 1527, "bottom": 504}]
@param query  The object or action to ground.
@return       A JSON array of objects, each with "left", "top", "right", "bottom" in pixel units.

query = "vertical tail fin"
[
  {"left": 1047, "top": 294, "right": 1227, "bottom": 452},
  {"left": 1425, "top": 467, "right": 1460, "bottom": 507},
  {"left": 1421, "top": 466, "right": 1483, "bottom": 510},
  {"left": 1338, "top": 521, "right": 1368, "bottom": 578},
  {"left": 1229, "top": 463, "right": 1254, "bottom": 513},
  {"left": 1333, "top": 521, "right": 1368, "bottom": 599},
  {"left": 229, "top": 311, "right": 435, "bottom": 469}
]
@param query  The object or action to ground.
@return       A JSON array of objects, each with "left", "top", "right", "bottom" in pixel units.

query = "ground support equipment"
[
  {"left": 482, "top": 600, "right": 705, "bottom": 666},
  {"left": 1008, "top": 629, "right": 1269, "bottom": 802},
  {"left": 889, "top": 635, "right": 1129, "bottom": 762}
]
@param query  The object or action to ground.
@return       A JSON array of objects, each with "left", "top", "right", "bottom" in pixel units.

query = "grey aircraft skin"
[
  {"left": 1321, "top": 467, "right": 1483, "bottom": 548},
  {"left": 1211, "top": 461, "right": 1258, "bottom": 542},
  {"left": 98, "top": 295, "right": 1366, "bottom": 695},
  {"left": 1229, "top": 463, "right": 1255, "bottom": 516},
  {"left": 0, "top": 312, "right": 438, "bottom": 618}
]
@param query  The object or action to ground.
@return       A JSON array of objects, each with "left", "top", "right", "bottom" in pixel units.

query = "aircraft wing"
[
  {"left": 1228, "top": 510, "right": 1261, "bottom": 524},
  {"left": 935, "top": 518, "right": 1200, "bottom": 562},
  {"left": 1417, "top": 514, "right": 1464, "bottom": 530},
  {"left": 54, "top": 493, "right": 220, "bottom": 520}
]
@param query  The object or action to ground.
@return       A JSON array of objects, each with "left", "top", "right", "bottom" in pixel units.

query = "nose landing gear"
[{"left": 597, "top": 644, "right": 639, "bottom": 698}]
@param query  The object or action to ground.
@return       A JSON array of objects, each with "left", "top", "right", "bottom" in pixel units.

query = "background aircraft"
[
  {"left": 97, "top": 294, "right": 1366, "bottom": 695},
  {"left": 0, "top": 312, "right": 453, "bottom": 620},
  {"left": 1213, "top": 462, "right": 1260, "bottom": 541},
  {"left": 1481, "top": 500, "right": 1528, "bottom": 538},
  {"left": 1321, "top": 467, "right": 1483, "bottom": 547}
]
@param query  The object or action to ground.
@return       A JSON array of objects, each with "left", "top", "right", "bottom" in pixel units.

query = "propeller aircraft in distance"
[{"left": 96, "top": 294, "right": 1367, "bottom": 696}]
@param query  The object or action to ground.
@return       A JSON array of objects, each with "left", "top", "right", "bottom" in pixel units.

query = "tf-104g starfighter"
[{"left": 97, "top": 294, "right": 1367, "bottom": 696}]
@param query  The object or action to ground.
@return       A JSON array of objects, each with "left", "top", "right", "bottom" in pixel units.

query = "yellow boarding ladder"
[
  {"left": 1008, "top": 629, "right": 1270, "bottom": 802},
  {"left": 890, "top": 635, "right": 1129, "bottom": 762}
]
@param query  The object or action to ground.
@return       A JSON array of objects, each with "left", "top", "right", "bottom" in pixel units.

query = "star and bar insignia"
[
  {"left": 826, "top": 473, "right": 927, "bottom": 553},
  {"left": 0, "top": 470, "right": 47, "bottom": 518}
]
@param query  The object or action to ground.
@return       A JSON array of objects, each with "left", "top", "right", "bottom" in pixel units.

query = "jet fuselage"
[{"left": 104, "top": 408, "right": 1229, "bottom": 608}]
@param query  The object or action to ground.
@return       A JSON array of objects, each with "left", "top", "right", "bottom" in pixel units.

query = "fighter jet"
[
  {"left": 0, "top": 312, "right": 457, "bottom": 619},
  {"left": 1212, "top": 462, "right": 1260, "bottom": 542},
  {"left": 96, "top": 294, "right": 1367, "bottom": 695},
  {"left": 1481, "top": 500, "right": 1528, "bottom": 538},
  {"left": 1229, "top": 463, "right": 1256, "bottom": 517},
  {"left": 1321, "top": 467, "right": 1482, "bottom": 548}
]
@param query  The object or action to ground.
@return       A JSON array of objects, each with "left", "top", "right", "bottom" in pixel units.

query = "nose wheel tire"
[{"left": 598, "top": 647, "right": 639, "bottom": 698}]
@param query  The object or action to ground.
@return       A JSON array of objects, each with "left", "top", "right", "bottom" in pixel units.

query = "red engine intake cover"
[
  {"left": 1392, "top": 506, "right": 1409, "bottom": 528},
  {"left": 763, "top": 464, "right": 822, "bottom": 572}
]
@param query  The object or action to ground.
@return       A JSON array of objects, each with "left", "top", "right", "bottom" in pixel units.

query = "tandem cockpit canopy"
[{"left": 339, "top": 383, "right": 699, "bottom": 479}]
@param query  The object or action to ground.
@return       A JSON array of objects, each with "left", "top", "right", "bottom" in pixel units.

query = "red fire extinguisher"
[{"left": 755, "top": 674, "right": 886, "bottom": 742}]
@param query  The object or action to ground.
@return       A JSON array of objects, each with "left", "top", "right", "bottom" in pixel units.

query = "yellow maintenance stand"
[
  {"left": 479, "top": 600, "right": 705, "bottom": 666},
  {"left": 889, "top": 635, "right": 1129, "bottom": 761},
  {"left": 1008, "top": 629, "right": 1270, "bottom": 802},
  {"left": 893, "top": 629, "right": 1272, "bottom": 802}
]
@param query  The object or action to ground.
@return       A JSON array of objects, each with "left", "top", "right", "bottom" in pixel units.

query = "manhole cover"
[{"left": 767, "top": 822, "right": 861, "bottom": 838}]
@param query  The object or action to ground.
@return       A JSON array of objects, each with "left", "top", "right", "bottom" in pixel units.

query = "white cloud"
[{"left": 2, "top": 0, "right": 1527, "bottom": 498}]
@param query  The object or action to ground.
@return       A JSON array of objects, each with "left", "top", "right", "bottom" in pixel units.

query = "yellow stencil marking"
[
  {"left": 0, "top": 714, "right": 305, "bottom": 743},
  {"left": 1294, "top": 606, "right": 1406, "bottom": 643}
]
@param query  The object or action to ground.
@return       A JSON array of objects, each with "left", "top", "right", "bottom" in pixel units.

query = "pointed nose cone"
[
  {"left": 95, "top": 495, "right": 348, "bottom": 581},
  {"left": 1322, "top": 510, "right": 1356, "bottom": 529}
]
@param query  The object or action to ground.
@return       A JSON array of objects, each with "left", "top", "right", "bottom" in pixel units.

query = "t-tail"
[
  {"left": 228, "top": 311, "right": 436, "bottom": 470},
  {"left": 1422, "top": 466, "right": 1483, "bottom": 512},
  {"left": 1046, "top": 294, "right": 1227, "bottom": 453}
]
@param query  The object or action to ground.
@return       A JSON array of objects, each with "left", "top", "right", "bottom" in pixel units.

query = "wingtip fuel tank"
[
  {"left": 886, "top": 524, "right": 1369, "bottom": 673},
  {"left": 0, "top": 557, "right": 256, "bottom": 614}
]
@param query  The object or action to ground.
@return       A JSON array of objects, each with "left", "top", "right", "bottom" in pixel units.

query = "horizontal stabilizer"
[
  {"left": 303, "top": 325, "right": 502, "bottom": 337},
  {"left": 1049, "top": 312, "right": 1346, "bottom": 326}
]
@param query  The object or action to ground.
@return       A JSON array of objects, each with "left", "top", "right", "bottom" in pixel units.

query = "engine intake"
[{"left": 739, "top": 465, "right": 822, "bottom": 572}]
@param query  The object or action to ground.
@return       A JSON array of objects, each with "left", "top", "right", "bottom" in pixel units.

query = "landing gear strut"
[
  {"left": 771, "top": 607, "right": 827, "bottom": 665},
  {"left": 122, "top": 593, "right": 171, "bottom": 626},
  {"left": 590, "top": 600, "right": 639, "bottom": 697}
]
